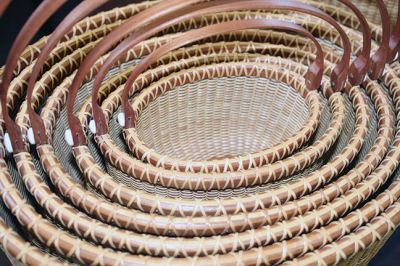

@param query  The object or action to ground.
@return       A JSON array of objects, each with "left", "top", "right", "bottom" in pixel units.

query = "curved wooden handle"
[
  {"left": 0, "top": 0, "right": 11, "bottom": 17},
  {"left": 2, "top": 0, "right": 200, "bottom": 150},
  {"left": 338, "top": 0, "right": 371, "bottom": 85},
  {"left": 0, "top": 0, "right": 66, "bottom": 153},
  {"left": 388, "top": 0, "right": 400, "bottom": 62},
  {"left": 90, "top": 0, "right": 375, "bottom": 136},
  {"left": 26, "top": 0, "right": 109, "bottom": 146},
  {"left": 369, "top": 0, "right": 391, "bottom": 79},
  {"left": 65, "top": 0, "right": 200, "bottom": 147},
  {"left": 1, "top": 0, "right": 390, "bottom": 151}
]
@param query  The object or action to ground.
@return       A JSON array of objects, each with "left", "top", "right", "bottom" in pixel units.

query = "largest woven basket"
[{"left": 0, "top": 0, "right": 399, "bottom": 266}]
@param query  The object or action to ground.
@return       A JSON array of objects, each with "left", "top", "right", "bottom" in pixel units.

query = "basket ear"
[
  {"left": 330, "top": 65, "right": 348, "bottom": 92},
  {"left": 369, "top": 47, "right": 388, "bottom": 80},
  {"left": 348, "top": 54, "right": 369, "bottom": 86},
  {"left": 25, "top": 0, "right": 109, "bottom": 147},
  {"left": 305, "top": 61, "right": 323, "bottom": 91}
]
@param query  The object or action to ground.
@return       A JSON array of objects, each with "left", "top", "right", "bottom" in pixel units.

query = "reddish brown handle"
[
  {"left": 0, "top": 0, "right": 67, "bottom": 153},
  {"left": 1, "top": 0, "right": 386, "bottom": 151},
  {"left": 369, "top": 0, "right": 391, "bottom": 79},
  {"left": 120, "top": 18, "right": 324, "bottom": 129},
  {"left": 388, "top": 0, "right": 400, "bottom": 62},
  {"left": 0, "top": 0, "right": 11, "bottom": 17},
  {"left": 25, "top": 0, "right": 110, "bottom": 147},
  {"left": 338, "top": 0, "right": 371, "bottom": 85},
  {"left": 90, "top": 0, "right": 376, "bottom": 135}
]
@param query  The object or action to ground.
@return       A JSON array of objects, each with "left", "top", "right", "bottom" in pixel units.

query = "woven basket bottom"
[{"left": 135, "top": 76, "right": 309, "bottom": 161}]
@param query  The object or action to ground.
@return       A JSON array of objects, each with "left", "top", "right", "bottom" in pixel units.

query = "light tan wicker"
[
  {"left": 0, "top": 219, "right": 67, "bottom": 266},
  {"left": 125, "top": 71, "right": 319, "bottom": 172},
  {"left": 0, "top": 0, "right": 399, "bottom": 266},
  {"left": 123, "top": 57, "right": 320, "bottom": 173}
]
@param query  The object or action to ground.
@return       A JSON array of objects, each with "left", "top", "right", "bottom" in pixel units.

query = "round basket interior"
[{"left": 135, "top": 76, "right": 310, "bottom": 161}]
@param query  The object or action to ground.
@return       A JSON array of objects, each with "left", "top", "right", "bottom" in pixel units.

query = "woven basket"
[
  {"left": 125, "top": 72, "right": 319, "bottom": 172},
  {"left": 0, "top": 0, "right": 399, "bottom": 265}
]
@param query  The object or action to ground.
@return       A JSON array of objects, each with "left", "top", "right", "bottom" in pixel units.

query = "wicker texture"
[{"left": 0, "top": 0, "right": 399, "bottom": 266}]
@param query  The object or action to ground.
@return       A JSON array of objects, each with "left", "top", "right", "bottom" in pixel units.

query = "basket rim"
[{"left": 123, "top": 57, "right": 320, "bottom": 173}]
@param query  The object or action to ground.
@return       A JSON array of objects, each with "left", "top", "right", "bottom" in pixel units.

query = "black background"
[{"left": 0, "top": 0, "right": 399, "bottom": 265}]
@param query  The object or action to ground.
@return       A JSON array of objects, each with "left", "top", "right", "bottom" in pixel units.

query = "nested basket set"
[{"left": 0, "top": 0, "right": 399, "bottom": 265}]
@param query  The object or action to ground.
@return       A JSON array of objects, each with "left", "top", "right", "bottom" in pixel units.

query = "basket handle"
[
  {"left": 0, "top": 0, "right": 11, "bottom": 17},
  {"left": 388, "top": 0, "right": 400, "bottom": 62},
  {"left": 368, "top": 0, "right": 391, "bottom": 79},
  {"left": 24, "top": 0, "right": 109, "bottom": 147},
  {"left": 82, "top": 0, "right": 352, "bottom": 143},
  {"left": 0, "top": 0, "right": 66, "bottom": 154},
  {"left": 118, "top": 18, "right": 324, "bottom": 129},
  {"left": 338, "top": 0, "right": 371, "bottom": 85}
]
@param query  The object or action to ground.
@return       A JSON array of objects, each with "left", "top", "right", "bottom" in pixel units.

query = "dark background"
[{"left": 0, "top": 0, "right": 399, "bottom": 265}]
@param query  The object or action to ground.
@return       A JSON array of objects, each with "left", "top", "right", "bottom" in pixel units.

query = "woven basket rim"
[{"left": 122, "top": 58, "right": 320, "bottom": 173}]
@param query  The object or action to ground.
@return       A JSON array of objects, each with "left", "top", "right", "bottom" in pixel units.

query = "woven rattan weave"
[{"left": 0, "top": 0, "right": 399, "bottom": 265}]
